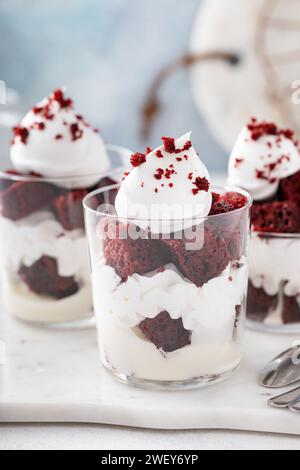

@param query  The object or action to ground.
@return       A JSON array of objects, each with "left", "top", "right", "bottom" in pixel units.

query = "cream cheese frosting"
[
  {"left": 228, "top": 119, "right": 300, "bottom": 201},
  {"left": 10, "top": 89, "right": 110, "bottom": 188},
  {"left": 115, "top": 132, "right": 212, "bottom": 233}
]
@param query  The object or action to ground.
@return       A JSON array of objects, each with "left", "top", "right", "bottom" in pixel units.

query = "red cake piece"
[
  {"left": 93, "top": 176, "right": 118, "bottom": 205},
  {"left": 246, "top": 281, "right": 278, "bottom": 322},
  {"left": 52, "top": 189, "right": 88, "bottom": 230},
  {"left": 94, "top": 176, "right": 117, "bottom": 190},
  {"left": 208, "top": 194, "right": 249, "bottom": 261},
  {"left": 162, "top": 227, "right": 230, "bottom": 287},
  {"left": 103, "top": 235, "right": 167, "bottom": 281},
  {"left": 282, "top": 295, "right": 300, "bottom": 324},
  {"left": 209, "top": 191, "right": 248, "bottom": 215},
  {"left": 280, "top": 170, "right": 300, "bottom": 205},
  {"left": 0, "top": 180, "right": 57, "bottom": 221},
  {"left": 18, "top": 256, "right": 79, "bottom": 299},
  {"left": 102, "top": 220, "right": 169, "bottom": 281},
  {"left": 139, "top": 311, "right": 191, "bottom": 353},
  {"left": 251, "top": 200, "right": 300, "bottom": 233}
]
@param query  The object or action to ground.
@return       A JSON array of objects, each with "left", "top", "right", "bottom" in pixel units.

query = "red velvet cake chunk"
[
  {"left": 18, "top": 256, "right": 79, "bottom": 299},
  {"left": 0, "top": 180, "right": 57, "bottom": 221},
  {"left": 52, "top": 189, "right": 88, "bottom": 230},
  {"left": 282, "top": 295, "right": 300, "bottom": 324},
  {"left": 93, "top": 176, "right": 118, "bottom": 205},
  {"left": 139, "top": 311, "right": 191, "bottom": 353},
  {"left": 102, "top": 221, "right": 169, "bottom": 281},
  {"left": 280, "top": 170, "right": 300, "bottom": 204},
  {"left": 246, "top": 281, "right": 278, "bottom": 322},
  {"left": 251, "top": 201, "right": 300, "bottom": 233},
  {"left": 209, "top": 192, "right": 248, "bottom": 215},
  {"left": 162, "top": 227, "right": 230, "bottom": 287}
]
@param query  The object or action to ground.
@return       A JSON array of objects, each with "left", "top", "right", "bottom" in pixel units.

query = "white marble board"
[{"left": 0, "top": 308, "right": 299, "bottom": 435}]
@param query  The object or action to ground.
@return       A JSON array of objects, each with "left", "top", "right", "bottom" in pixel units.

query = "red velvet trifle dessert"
[
  {"left": 228, "top": 118, "right": 300, "bottom": 332},
  {"left": 0, "top": 88, "right": 129, "bottom": 324},
  {"left": 84, "top": 132, "right": 251, "bottom": 390}
]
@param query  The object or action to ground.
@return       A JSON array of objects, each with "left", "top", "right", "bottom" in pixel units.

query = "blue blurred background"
[{"left": 0, "top": 0, "right": 226, "bottom": 171}]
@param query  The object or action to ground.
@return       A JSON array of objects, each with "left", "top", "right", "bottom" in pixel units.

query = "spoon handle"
[{"left": 269, "top": 386, "right": 300, "bottom": 408}]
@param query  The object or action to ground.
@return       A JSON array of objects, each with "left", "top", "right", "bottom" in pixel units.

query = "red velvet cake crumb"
[
  {"left": 247, "top": 118, "right": 295, "bottom": 143},
  {"left": 70, "top": 123, "right": 83, "bottom": 141},
  {"left": 13, "top": 126, "right": 29, "bottom": 144},
  {"left": 130, "top": 152, "right": 146, "bottom": 167},
  {"left": 18, "top": 256, "right": 78, "bottom": 299},
  {"left": 192, "top": 177, "right": 210, "bottom": 195},
  {"left": 161, "top": 137, "right": 176, "bottom": 154},
  {"left": 52, "top": 89, "right": 73, "bottom": 109},
  {"left": 139, "top": 311, "right": 191, "bottom": 353}
]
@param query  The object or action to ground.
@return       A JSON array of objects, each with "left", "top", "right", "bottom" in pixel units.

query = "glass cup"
[
  {"left": 247, "top": 231, "right": 300, "bottom": 333},
  {"left": 0, "top": 145, "right": 131, "bottom": 325},
  {"left": 84, "top": 185, "right": 251, "bottom": 390}
]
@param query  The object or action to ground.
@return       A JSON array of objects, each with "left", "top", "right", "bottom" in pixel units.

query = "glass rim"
[
  {"left": 0, "top": 144, "right": 131, "bottom": 184},
  {"left": 83, "top": 183, "right": 252, "bottom": 222}
]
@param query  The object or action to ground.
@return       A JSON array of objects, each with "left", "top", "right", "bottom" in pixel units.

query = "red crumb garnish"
[
  {"left": 154, "top": 188, "right": 158, "bottom": 193},
  {"left": 122, "top": 172, "right": 130, "bottom": 181},
  {"left": 52, "top": 89, "right": 73, "bottom": 109},
  {"left": 255, "top": 169, "right": 269, "bottom": 181},
  {"left": 169, "top": 183, "right": 174, "bottom": 188},
  {"left": 176, "top": 157, "right": 182, "bottom": 162},
  {"left": 154, "top": 168, "right": 164, "bottom": 180},
  {"left": 70, "top": 123, "right": 83, "bottom": 141},
  {"left": 188, "top": 172, "right": 193, "bottom": 180},
  {"left": 175, "top": 140, "right": 192, "bottom": 154},
  {"left": 192, "top": 177, "right": 210, "bottom": 195},
  {"left": 165, "top": 166, "right": 176, "bottom": 179},
  {"left": 35, "top": 122, "right": 45, "bottom": 131},
  {"left": 235, "top": 157, "right": 244, "bottom": 168},
  {"left": 156, "top": 150, "right": 163, "bottom": 158},
  {"left": 162, "top": 137, "right": 176, "bottom": 153},
  {"left": 55, "top": 134, "right": 63, "bottom": 140},
  {"left": 13, "top": 126, "right": 29, "bottom": 144},
  {"left": 130, "top": 152, "right": 146, "bottom": 167},
  {"left": 161, "top": 137, "right": 192, "bottom": 155},
  {"left": 247, "top": 118, "right": 295, "bottom": 143},
  {"left": 145, "top": 147, "right": 152, "bottom": 155}
]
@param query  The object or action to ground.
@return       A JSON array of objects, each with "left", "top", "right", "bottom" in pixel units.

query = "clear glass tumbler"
[
  {"left": 247, "top": 231, "right": 300, "bottom": 333},
  {"left": 84, "top": 185, "right": 251, "bottom": 390},
  {"left": 0, "top": 145, "right": 130, "bottom": 325}
]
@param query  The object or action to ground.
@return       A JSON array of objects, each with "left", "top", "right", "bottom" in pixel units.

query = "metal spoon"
[
  {"left": 259, "top": 343, "right": 300, "bottom": 389},
  {"left": 269, "top": 386, "right": 300, "bottom": 408}
]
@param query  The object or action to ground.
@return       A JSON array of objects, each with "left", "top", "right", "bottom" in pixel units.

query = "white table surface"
[{"left": 1, "top": 424, "right": 300, "bottom": 450}]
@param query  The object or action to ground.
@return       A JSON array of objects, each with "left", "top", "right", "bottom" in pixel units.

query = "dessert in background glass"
[
  {"left": 84, "top": 133, "right": 251, "bottom": 390},
  {"left": 0, "top": 89, "right": 130, "bottom": 325},
  {"left": 228, "top": 118, "right": 300, "bottom": 332}
]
